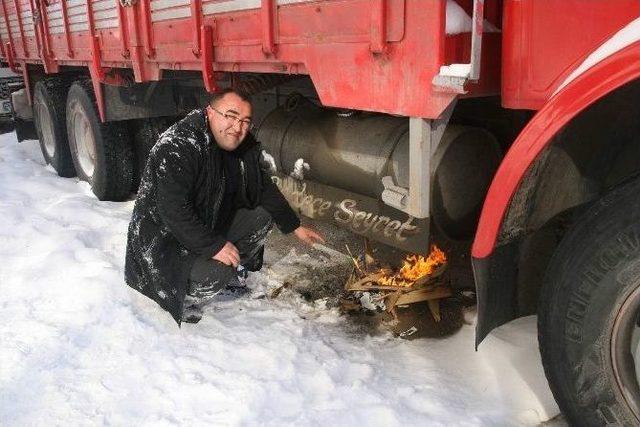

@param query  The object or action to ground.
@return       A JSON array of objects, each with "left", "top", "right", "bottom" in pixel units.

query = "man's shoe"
[
  {"left": 236, "top": 265, "right": 248, "bottom": 282},
  {"left": 182, "top": 305, "right": 203, "bottom": 323},
  {"left": 221, "top": 266, "right": 249, "bottom": 296}
]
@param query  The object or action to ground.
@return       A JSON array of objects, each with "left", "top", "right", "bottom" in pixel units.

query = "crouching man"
[{"left": 125, "top": 89, "right": 323, "bottom": 324}]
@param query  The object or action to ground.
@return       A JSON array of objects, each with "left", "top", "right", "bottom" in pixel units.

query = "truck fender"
[
  {"left": 471, "top": 40, "right": 640, "bottom": 346},
  {"left": 474, "top": 41, "right": 640, "bottom": 260}
]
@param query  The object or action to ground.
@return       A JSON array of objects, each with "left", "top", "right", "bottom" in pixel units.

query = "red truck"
[{"left": 1, "top": 0, "right": 638, "bottom": 424}]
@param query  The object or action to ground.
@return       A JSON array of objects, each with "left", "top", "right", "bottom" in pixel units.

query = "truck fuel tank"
[{"left": 256, "top": 95, "right": 501, "bottom": 252}]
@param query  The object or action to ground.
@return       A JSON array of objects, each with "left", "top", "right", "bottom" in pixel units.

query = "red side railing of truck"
[
  {"left": 1, "top": 0, "right": 637, "bottom": 118},
  {"left": 0, "top": 0, "right": 501, "bottom": 120}
]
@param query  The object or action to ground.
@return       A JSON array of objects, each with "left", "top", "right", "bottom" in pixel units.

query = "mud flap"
[
  {"left": 14, "top": 117, "right": 37, "bottom": 142},
  {"left": 472, "top": 240, "right": 520, "bottom": 348}
]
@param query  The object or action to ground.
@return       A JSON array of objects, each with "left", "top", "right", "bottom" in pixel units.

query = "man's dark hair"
[{"left": 209, "top": 88, "right": 252, "bottom": 107}]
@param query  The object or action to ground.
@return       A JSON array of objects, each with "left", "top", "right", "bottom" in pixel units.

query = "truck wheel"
[
  {"left": 66, "top": 80, "right": 133, "bottom": 201},
  {"left": 539, "top": 175, "right": 640, "bottom": 427},
  {"left": 33, "top": 79, "right": 75, "bottom": 177}
]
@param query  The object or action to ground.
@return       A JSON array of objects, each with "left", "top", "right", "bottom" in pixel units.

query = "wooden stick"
[
  {"left": 412, "top": 264, "right": 447, "bottom": 287},
  {"left": 345, "top": 271, "right": 405, "bottom": 291},
  {"left": 428, "top": 299, "right": 442, "bottom": 322},
  {"left": 345, "top": 244, "right": 365, "bottom": 276},
  {"left": 394, "top": 286, "right": 452, "bottom": 305},
  {"left": 384, "top": 290, "right": 402, "bottom": 314},
  {"left": 364, "top": 237, "right": 375, "bottom": 270},
  {"left": 268, "top": 281, "right": 292, "bottom": 299},
  {"left": 312, "top": 243, "right": 350, "bottom": 261}
]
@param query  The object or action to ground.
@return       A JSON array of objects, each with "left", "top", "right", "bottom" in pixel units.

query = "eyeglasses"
[{"left": 211, "top": 107, "right": 252, "bottom": 130}]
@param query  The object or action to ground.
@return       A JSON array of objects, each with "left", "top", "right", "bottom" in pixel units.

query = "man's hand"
[
  {"left": 293, "top": 226, "right": 325, "bottom": 246},
  {"left": 213, "top": 241, "right": 240, "bottom": 267}
]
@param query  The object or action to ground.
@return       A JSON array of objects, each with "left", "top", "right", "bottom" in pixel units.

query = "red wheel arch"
[{"left": 472, "top": 41, "right": 640, "bottom": 259}]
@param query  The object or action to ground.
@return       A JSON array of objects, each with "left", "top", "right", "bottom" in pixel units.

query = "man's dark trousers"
[{"left": 186, "top": 207, "right": 273, "bottom": 307}]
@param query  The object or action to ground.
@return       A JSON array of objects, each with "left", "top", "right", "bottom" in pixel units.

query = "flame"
[{"left": 379, "top": 245, "right": 447, "bottom": 287}]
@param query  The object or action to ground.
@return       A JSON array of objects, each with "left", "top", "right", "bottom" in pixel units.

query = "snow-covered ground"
[{"left": 1, "top": 133, "right": 562, "bottom": 426}]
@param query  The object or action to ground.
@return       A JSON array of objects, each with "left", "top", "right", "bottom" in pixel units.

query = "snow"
[
  {"left": 439, "top": 63, "right": 472, "bottom": 78},
  {"left": 446, "top": 0, "right": 500, "bottom": 35},
  {"left": 290, "top": 158, "right": 309, "bottom": 180},
  {"left": 261, "top": 150, "right": 277, "bottom": 174},
  {"left": 555, "top": 17, "right": 640, "bottom": 94},
  {"left": 446, "top": 0, "right": 473, "bottom": 35},
  {"left": 0, "top": 133, "right": 562, "bottom": 426}
]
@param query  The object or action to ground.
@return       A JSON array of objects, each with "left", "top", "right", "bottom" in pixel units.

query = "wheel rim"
[
  {"left": 36, "top": 100, "right": 56, "bottom": 158},
  {"left": 611, "top": 282, "right": 640, "bottom": 422},
  {"left": 71, "top": 105, "right": 96, "bottom": 178}
]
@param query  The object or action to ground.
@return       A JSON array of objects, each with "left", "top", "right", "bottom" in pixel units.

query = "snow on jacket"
[{"left": 124, "top": 108, "right": 300, "bottom": 324}]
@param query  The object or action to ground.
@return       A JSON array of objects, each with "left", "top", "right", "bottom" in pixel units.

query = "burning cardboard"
[{"left": 344, "top": 244, "right": 452, "bottom": 322}]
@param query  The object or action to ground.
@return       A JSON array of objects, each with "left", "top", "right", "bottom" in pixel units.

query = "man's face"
[{"left": 207, "top": 92, "right": 252, "bottom": 151}]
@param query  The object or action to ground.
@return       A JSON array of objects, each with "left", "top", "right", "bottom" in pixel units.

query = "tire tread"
[
  {"left": 538, "top": 177, "right": 640, "bottom": 427},
  {"left": 67, "top": 79, "right": 133, "bottom": 201},
  {"left": 33, "top": 77, "right": 75, "bottom": 177}
]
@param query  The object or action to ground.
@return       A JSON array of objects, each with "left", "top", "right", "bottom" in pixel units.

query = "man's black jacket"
[{"left": 124, "top": 109, "right": 300, "bottom": 324}]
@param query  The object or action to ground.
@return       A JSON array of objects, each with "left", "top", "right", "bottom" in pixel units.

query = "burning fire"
[{"left": 379, "top": 245, "right": 447, "bottom": 287}]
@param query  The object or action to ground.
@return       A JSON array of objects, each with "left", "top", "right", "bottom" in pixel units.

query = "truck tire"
[
  {"left": 33, "top": 79, "right": 75, "bottom": 177},
  {"left": 66, "top": 80, "right": 133, "bottom": 201},
  {"left": 539, "top": 175, "right": 640, "bottom": 427}
]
